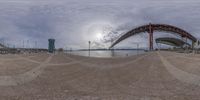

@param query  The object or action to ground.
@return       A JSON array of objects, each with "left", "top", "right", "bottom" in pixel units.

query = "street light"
[
  {"left": 110, "top": 38, "right": 115, "bottom": 57},
  {"left": 88, "top": 41, "right": 91, "bottom": 57},
  {"left": 137, "top": 43, "right": 139, "bottom": 55},
  {"left": 27, "top": 40, "right": 29, "bottom": 48},
  {"left": 35, "top": 41, "right": 37, "bottom": 48},
  {"left": 23, "top": 40, "right": 24, "bottom": 48},
  {"left": 132, "top": 42, "right": 140, "bottom": 55}
]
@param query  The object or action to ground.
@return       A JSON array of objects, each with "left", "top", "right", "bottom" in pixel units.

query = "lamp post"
[
  {"left": 22, "top": 40, "right": 24, "bottom": 48},
  {"left": 70, "top": 48, "right": 72, "bottom": 55},
  {"left": 27, "top": 40, "right": 29, "bottom": 48},
  {"left": 35, "top": 41, "right": 38, "bottom": 53},
  {"left": 111, "top": 38, "right": 114, "bottom": 57},
  {"left": 35, "top": 41, "right": 37, "bottom": 48},
  {"left": 88, "top": 41, "right": 91, "bottom": 57},
  {"left": 132, "top": 42, "right": 140, "bottom": 55},
  {"left": 137, "top": 43, "right": 139, "bottom": 55}
]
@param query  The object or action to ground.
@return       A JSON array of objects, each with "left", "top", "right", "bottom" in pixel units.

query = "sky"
[{"left": 0, "top": 0, "right": 200, "bottom": 49}]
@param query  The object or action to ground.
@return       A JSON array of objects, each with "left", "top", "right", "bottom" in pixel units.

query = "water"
[{"left": 65, "top": 50, "right": 145, "bottom": 58}]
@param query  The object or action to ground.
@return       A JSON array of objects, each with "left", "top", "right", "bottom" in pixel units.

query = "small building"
[{"left": 48, "top": 39, "right": 55, "bottom": 53}]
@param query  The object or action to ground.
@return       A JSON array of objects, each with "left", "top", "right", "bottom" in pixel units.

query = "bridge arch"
[{"left": 110, "top": 23, "right": 197, "bottom": 50}]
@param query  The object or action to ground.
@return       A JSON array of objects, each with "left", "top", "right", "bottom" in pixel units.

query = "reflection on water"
[{"left": 65, "top": 50, "right": 145, "bottom": 58}]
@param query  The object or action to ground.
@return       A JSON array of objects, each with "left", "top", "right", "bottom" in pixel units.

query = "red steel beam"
[{"left": 110, "top": 23, "right": 197, "bottom": 50}]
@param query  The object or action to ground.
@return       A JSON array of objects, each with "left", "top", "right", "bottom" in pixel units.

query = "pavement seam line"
[
  {"left": 0, "top": 55, "right": 76, "bottom": 86},
  {"left": 157, "top": 51, "right": 200, "bottom": 86}
]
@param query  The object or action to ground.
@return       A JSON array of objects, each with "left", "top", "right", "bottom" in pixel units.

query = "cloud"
[{"left": 0, "top": 0, "right": 200, "bottom": 49}]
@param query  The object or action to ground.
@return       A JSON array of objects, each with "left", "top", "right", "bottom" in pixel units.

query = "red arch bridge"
[{"left": 110, "top": 23, "right": 197, "bottom": 50}]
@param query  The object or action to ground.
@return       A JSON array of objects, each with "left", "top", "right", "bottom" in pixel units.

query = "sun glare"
[{"left": 96, "top": 33, "right": 104, "bottom": 40}]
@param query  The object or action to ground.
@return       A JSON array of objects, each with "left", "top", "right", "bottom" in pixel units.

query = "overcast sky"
[{"left": 0, "top": 0, "right": 200, "bottom": 49}]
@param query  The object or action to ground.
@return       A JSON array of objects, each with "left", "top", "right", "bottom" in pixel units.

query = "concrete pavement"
[{"left": 0, "top": 51, "right": 200, "bottom": 99}]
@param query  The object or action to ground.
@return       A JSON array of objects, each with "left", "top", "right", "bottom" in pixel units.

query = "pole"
[
  {"left": 35, "top": 41, "right": 37, "bottom": 48},
  {"left": 23, "top": 40, "right": 24, "bottom": 48},
  {"left": 137, "top": 43, "right": 139, "bottom": 55},
  {"left": 111, "top": 38, "right": 114, "bottom": 57},
  {"left": 70, "top": 48, "right": 72, "bottom": 55},
  {"left": 149, "top": 23, "right": 153, "bottom": 51},
  {"left": 27, "top": 40, "right": 29, "bottom": 48},
  {"left": 65, "top": 47, "right": 67, "bottom": 55},
  {"left": 2, "top": 40, "right": 5, "bottom": 47},
  {"left": 88, "top": 41, "right": 91, "bottom": 57},
  {"left": 35, "top": 41, "right": 37, "bottom": 53}
]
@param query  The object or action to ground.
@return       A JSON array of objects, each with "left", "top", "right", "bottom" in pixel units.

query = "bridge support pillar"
[{"left": 149, "top": 23, "right": 154, "bottom": 51}]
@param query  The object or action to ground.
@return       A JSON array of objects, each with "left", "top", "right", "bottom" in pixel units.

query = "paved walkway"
[{"left": 0, "top": 52, "right": 200, "bottom": 100}]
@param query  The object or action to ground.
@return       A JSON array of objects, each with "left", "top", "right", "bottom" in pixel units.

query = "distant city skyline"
[{"left": 0, "top": 0, "right": 200, "bottom": 49}]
